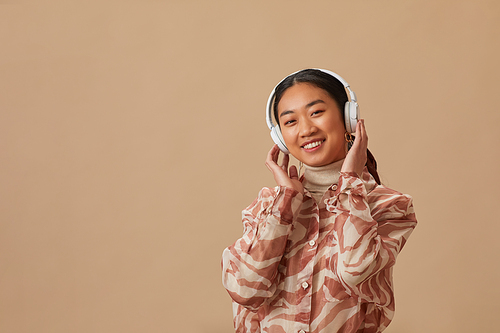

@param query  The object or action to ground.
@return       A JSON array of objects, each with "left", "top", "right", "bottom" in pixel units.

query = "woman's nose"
[{"left": 299, "top": 119, "right": 317, "bottom": 137}]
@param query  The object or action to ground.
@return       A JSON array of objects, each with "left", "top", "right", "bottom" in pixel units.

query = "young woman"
[{"left": 222, "top": 69, "right": 417, "bottom": 333}]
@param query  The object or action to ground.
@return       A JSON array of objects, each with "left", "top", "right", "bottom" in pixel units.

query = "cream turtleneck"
[{"left": 302, "top": 159, "right": 345, "bottom": 204}]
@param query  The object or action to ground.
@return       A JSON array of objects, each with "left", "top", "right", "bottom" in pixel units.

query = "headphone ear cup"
[
  {"left": 270, "top": 126, "right": 290, "bottom": 154},
  {"left": 344, "top": 101, "right": 359, "bottom": 134}
]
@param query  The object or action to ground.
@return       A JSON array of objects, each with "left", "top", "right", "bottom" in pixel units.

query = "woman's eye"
[
  {"left": 312, "top": 110, "right": 324, "bottom": 116},
  {"left": 284, "top": 119, "right": 296, "bottom": 125}
]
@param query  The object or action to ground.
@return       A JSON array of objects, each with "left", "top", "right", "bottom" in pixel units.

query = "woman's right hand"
[{"left": 265, "top": 145, "right": 304, "bottom": 194}]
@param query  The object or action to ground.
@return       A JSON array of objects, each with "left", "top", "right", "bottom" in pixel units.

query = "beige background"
[{"left": 1, "top": 1, "right": 499, "bottom": 332}]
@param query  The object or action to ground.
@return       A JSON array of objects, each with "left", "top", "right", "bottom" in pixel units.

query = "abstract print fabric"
[{"left": 222, "top": 169, "right": 417, "bottom": 333}]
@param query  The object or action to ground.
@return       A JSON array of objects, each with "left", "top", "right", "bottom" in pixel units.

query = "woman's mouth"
[{"left": 302, "top": 140, "right": 324, "bottom": 150}]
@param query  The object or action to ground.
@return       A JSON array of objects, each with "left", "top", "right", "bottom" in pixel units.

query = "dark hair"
[{"left": 273, "top": 69, "right": 381, "bottom": 185}]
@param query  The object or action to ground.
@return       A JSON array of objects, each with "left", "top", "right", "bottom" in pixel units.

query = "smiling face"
[{"left": 277, "top": 82, "right": 346, "bottom": 167}]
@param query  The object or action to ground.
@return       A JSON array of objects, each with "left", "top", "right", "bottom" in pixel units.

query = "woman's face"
[{"left": 277, "top": 83, "right": 346, "bottom": 167}]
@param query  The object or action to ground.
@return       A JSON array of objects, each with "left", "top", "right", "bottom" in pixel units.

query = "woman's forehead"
[{"left": 278, "top": 83, "right": 334, "bottom": 110}]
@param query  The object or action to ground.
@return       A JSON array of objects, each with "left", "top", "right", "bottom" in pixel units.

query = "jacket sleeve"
[
  {"left": 327, "top": 171, "right": 417, "bottom": 304},
  {"left": 221, "top": 186, "right": 303, "bottom": 311}
]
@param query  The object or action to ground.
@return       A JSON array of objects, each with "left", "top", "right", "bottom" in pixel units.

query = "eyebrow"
[{"left": 279, "top": 99, "right": 326, "bottom": 118}]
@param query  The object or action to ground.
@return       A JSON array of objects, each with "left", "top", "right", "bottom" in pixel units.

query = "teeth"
[{"left": 303, "top": 141, "right": 322, "bottom": 149}]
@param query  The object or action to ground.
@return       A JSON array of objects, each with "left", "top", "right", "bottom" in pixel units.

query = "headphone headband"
[{"left": 265, "top": 68, "right": 359, "bottom": 154}]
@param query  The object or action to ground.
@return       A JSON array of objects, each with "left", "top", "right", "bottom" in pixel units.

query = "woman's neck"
[{"left": 302, "top": 159, "right": 344, "bottom": 203}]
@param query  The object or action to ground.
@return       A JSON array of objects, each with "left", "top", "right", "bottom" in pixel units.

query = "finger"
[
  {"left": 358, "top": 119, "right": 368, "bottom": 149},
  {"left": 265, "top": 145, "right": 291, "bottom": 179},
  {"left": 355, "top": 119, "right": 362, "bottom": 139},
  {"left": 281, "top": 153, "right": 290, "bottom": 172},
  {"left": 266, "top": 156, "right": 284, "bottom": 175},
  {"left": 349, "top": 122, "right": 362, "bottom": 150},
  {"left": 267, "top": 145, "right": 279, "bottom": 163},
  {"left": 289, "top": 165, "right": 298, "bottom": 180},
  {"left": 360, "top": 119, "right": 368, "bottom": 143},
  {"left": 353, "top": 120, "right": 366, "bottom": 148},
  {"left": 265, "top": 145, "right": 280, "bottom": 170},
  {"left": 267, "top": 144, "right": 278, "bottom": 158}
]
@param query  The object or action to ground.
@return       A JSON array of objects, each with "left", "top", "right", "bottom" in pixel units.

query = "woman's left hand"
[{"left": 341, "top": 119, "right": 368, "bottom": 177}]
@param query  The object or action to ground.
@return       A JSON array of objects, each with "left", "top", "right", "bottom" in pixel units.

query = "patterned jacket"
[{"left": 222, "top": 168, "right": 417, "bottom": 333}]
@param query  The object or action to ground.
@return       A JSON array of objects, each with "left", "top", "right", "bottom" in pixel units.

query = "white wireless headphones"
[{"left": 265, "top": 68, "right": 359, "bottom": 154}]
